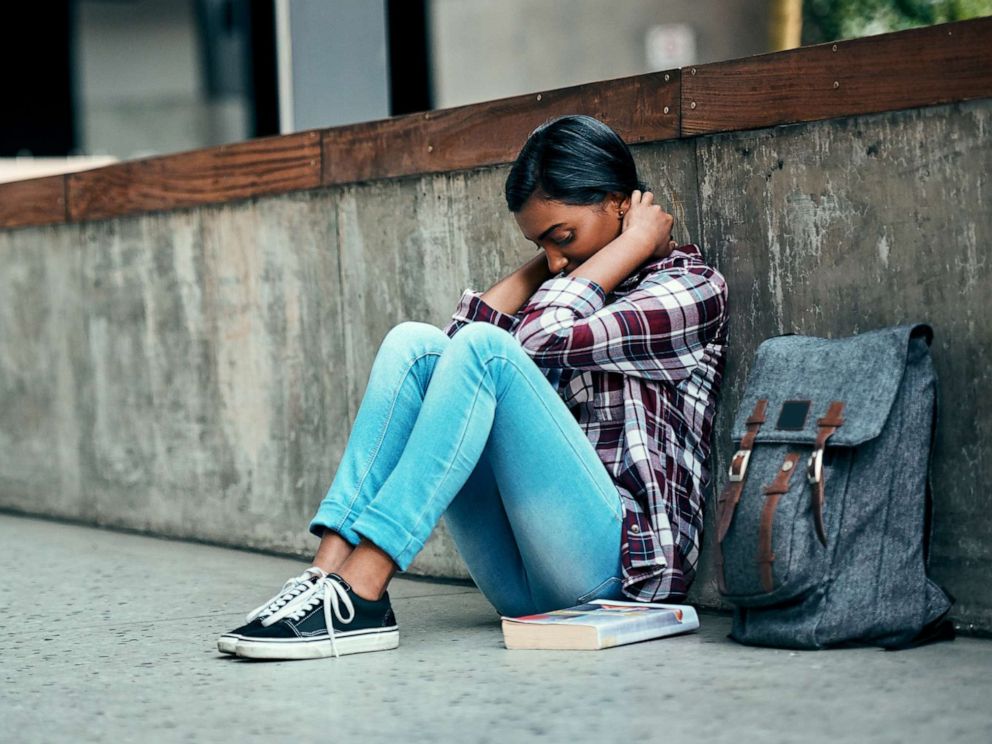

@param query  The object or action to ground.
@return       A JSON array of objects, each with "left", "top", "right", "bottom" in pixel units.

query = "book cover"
[{"left": 501, "top": 599, "right": 700, "bottom": 650}]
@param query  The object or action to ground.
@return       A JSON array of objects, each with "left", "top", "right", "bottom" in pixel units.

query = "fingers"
[{"left": 631, "top": 189, "right": 641, "bottom": 204}]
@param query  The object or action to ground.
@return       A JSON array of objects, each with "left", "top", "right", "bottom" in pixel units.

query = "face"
[{"left": 513, "top": 189, "right": 628, "bottom": 275}]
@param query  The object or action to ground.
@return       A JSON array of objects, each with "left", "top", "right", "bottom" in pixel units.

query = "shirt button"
[{"left": 631, "top": 525, "right": 640, "bottom": 533}]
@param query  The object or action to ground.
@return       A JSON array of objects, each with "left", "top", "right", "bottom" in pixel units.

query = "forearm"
[
  {"left": 564, "top": 228, "right": 655, "bottom": 296},
  {"left": 479, "top": 253, "right": 553, "bottom": 315}
]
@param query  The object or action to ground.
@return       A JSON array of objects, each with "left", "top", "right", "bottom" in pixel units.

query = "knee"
[
  {"left": 449, "top": 320, "right": 515, "bottom": 350},
  {"left": 381, "top": 320, "right": 450, "bottom": 354}
]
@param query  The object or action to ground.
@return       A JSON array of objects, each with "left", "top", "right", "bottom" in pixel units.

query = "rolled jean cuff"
[
  {"left": 348, "top": 505, "right": 424, "bottom": 572},
  {"left": 308, "top": 505, "right": 362, "bottom": 546}
]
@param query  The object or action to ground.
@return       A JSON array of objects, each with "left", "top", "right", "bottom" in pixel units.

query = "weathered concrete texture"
[
  {"left": 0, "top": 184, "right": 496, "bottom": 580},
  {"left": 0, "top": 195, "right": 355, "bottom": 560},
  {"left": 690, "top": 100, "right": 992, "bottom": 631},
  {"left": 1, "top": 100, "right": 990, "bottom": 630},
  {"left": 4, "top": 514, "right": 991, "bottom": 744}
]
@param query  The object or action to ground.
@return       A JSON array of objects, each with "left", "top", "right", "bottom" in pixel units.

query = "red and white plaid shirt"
[{"left": 442, "top": 243, "right": 728, "bottom": 602}]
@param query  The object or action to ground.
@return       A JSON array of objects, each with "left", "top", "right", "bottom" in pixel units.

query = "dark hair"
[{"left": 504, "top": 114, "right": 648, "bottom": 212}]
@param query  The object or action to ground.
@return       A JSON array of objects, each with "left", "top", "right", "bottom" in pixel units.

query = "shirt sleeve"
[
  {"left": 511, "top": 266, "right": 727, "bottom": 383},
  {"left": 440, "top": 287, "right": 565, "bottom": 388},
  {"left": 441, "top": 288, "right": 522, "bottom": 339}
]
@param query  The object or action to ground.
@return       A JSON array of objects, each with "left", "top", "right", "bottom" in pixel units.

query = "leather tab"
[
  {"left": 742, "top": 399, "right": 769, "bottom": 447},
  {"left": 757, "top": 453, "right": 801, "bottom": 593},
  {"left": 814, "top": 400, "right": 846, "bottom": 448},
  {"left": 745, "top": 400, "right": 768, "bottom": 427}
]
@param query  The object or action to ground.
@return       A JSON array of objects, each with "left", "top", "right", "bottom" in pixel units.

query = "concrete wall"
[
  {"left": 694, "top": 103, "right": 991, "bottom": 629},
  {"left": 1, "top": 99, "right": 988, "bottom": 630}
]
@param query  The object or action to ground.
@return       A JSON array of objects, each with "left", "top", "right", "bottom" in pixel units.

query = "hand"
[{"left": 621, "top": 190, "right": 676, "bottom": 260}]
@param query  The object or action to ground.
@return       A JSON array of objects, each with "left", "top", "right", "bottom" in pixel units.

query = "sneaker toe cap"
[{"left": 236, "top": 620, "right": 299, "bottom": 640}]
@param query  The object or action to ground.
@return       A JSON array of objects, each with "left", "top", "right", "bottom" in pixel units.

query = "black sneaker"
[
  {"left": 216, "top": 566, "right": 327, "bottom": 654},
  {"left": 234, "top": 573, "right": 399, "bottom": 660}
]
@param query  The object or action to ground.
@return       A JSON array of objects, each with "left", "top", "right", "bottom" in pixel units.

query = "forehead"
[{"left": 514, "top": 196, "right": 593, "bottom": 240}]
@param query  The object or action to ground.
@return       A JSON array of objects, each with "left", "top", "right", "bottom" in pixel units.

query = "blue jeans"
[{"left": 308, "top": 320, "right": 626, "bottom": 617}]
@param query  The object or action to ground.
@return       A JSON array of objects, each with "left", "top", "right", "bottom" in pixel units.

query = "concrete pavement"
[{"left": 2, "top": 512, "right": 989, "bottom": 744}]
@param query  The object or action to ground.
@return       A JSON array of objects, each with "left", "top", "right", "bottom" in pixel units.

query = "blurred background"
[{"left": 2, "top": 0, "right": 990, "bottom": 182}]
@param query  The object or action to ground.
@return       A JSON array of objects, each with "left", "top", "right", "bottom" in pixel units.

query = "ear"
[{"left": 609, "top": 191, "right": 629, "bottom": 216}]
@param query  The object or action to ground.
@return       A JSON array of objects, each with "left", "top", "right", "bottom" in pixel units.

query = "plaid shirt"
[{"left": 441, "top": 243, "right": 728, "bottom": 602}]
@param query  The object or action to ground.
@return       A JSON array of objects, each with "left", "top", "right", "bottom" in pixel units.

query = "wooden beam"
[
  {"left": 2, "top": 17, "right": 991, "bottom": 230},
  {"left": 322, "top": 70, "right": 680, "bottom": 186},
  {"left": 0, "top": 175, "right": 67, "bottom": 229},
  {"left": 67, "top": 131, "right": 322, "bottom": 222},
  {"left": 682, "top": 17, "right": 992, "bottom": 136}
]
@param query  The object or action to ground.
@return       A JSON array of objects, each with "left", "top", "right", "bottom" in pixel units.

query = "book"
[{"left": 500, "top": 598, "right": 699, "bottom": 650}]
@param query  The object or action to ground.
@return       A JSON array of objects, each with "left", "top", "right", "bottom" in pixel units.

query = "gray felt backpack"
[{"left": 714, "top": 323, "right": 955, "bottom": 649}]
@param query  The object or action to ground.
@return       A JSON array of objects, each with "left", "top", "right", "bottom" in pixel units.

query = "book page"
[{"left": 503, "top": 601, "right": 691, "bottom": 629}]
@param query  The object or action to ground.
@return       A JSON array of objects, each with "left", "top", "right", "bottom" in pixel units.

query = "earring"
[{"left": 618, "top": 210, "right": 625, "bottom": 219}]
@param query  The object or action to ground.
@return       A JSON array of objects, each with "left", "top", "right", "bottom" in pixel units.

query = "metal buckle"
[
  {"left": 807, "top": 448, "right": 824, "bottom": 484},
  {"left": 728, "top": 449, "right": 751, "bottom": 482}
]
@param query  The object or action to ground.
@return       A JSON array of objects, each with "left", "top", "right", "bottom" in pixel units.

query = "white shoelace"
[
  {"left": 245, "top": 566, "right": 327, "bottom": 623},
  {"left": 260, "top": 575, "right": 356, "bottom": 658}
]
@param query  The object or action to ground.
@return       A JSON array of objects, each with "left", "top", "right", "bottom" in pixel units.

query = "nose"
[{"left": 544, "top": 249, "right": 568, "bottom": 274}]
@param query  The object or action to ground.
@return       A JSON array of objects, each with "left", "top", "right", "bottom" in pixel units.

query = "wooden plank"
[
  {"left": 0, "top": 175, "right": 67, "bottom": 229},
  {"left": 67, "top": 131, "right": 322, "bottom": 222},
  {"left": 2, "top": 16, "right": 990, "bottom": 230},
  {"left": 682, "top": 17, "right": 992, "bottom": 136},
  {"left": 322, "top": 70, "right": 680, "bottom": 185}
]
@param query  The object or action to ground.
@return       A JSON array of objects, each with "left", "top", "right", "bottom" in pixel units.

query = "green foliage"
[{"left": 802, "top": 0, "right": 992, "bottom": 44}]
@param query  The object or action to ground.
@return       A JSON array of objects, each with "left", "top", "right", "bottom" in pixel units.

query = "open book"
[{"left": 501, "top": 599, "right": 699, "bottom": 650}]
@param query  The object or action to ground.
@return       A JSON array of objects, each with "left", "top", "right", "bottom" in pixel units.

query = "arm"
[
  {"left": 441, "top": 253, "right": 552, "bottom": 338},
  {"left": 438, "top": 231, "right": 650, "bottom": 341},
  {"left": 563, "top": 188, "right": 675, "bottom": 296},
  {"left": 479, "top": 253, "right": 553, "bottom": 315},
  {"left": 513, "top": 255, "right": 728, "bottom": 383},
  {"left": 560, "top": 226, "right": 657, "bottom": 296},
  {"left": 442, "top": 189, "right": 675, "bottom": 340}
]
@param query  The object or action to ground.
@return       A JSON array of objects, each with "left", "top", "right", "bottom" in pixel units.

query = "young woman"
[{"left": 218, "top": 114, "right": 728, "bottom": 660}]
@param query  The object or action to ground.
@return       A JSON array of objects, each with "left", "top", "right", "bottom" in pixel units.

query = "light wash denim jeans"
[{"left": 308, "top": 320, "right": 626, "bottom": 617}]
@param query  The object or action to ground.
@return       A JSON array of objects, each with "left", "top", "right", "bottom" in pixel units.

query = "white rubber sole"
[
  {"left": 235, "top": 627, "right": 399, "bottom": 660},
  {"left": 217, "top": 634, "right": 240, "bottom": 654}
]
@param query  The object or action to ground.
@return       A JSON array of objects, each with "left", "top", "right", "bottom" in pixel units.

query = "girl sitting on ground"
[{"left": 217, "top": 114, "right": 728, "bottom": 660}]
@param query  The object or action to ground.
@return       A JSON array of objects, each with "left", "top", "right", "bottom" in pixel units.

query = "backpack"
[{"left": 713, "top": 323, "right": 955, "bottom": 650}]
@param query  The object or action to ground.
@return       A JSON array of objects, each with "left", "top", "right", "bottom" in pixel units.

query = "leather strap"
[
  {"left": 814, "top": 401, "right": 845, "bottom": 447},
  {"left": 808, "top": 401, "right": 845, "bottom": 546},
  {"left": 757, "top": 452, "right": 802, "bottom": 592},
  {"left": 716, "top": 399, "right": 768, "bottom": 542},
  {"left": 714, "top": 399, "right": 767, "bottom": 594}
]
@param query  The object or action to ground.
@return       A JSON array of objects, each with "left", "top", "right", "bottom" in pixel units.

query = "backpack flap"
[
  {"left": 731, "top": 323, "right": 933, "bottom": 449},
  {"left": 716, "top": 323, "right": 933, "bottom": 605}
]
